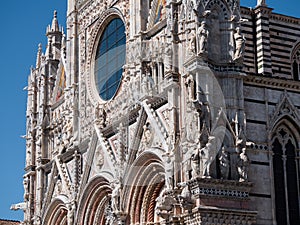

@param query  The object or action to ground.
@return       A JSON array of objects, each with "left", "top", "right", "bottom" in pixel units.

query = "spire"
[
  {"left": 36, "top": 44, "right": 42, "bottom": 69},
  {"left": 51, "top": 10, "right": 59, "bottom": 32}
]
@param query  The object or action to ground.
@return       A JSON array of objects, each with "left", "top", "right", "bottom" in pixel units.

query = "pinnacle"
[
  {"left": 36, "top": 43, "right": 42, "bottom": 69},
  {"left": 51, "top": 10, "right": 59, "bottom": 32}
]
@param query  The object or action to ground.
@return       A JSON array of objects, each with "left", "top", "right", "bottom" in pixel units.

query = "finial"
[{"left": 50, "top": 10, "right": 59, "bottom": 32}]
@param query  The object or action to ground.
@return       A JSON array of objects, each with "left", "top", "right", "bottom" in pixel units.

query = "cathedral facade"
[{"left": 22, "top": 0, "right": 300, "bottom": 224}]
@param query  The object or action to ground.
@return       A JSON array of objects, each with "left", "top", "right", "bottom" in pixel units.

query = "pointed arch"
[
  {"left": 76, "top": 176, "right": 112, "bottom": 225},
  {"left": 269, "top": 95, "right": 300, "bottom": 134},
  {"left": 204, "top": 0, "right": 231, "bottom": 62},
  {"left": 291, "top": 42, "right": 300, "bottom": 80},
  {"left": 43, "top": 195, "right": 68, "bottom": 225},
  {"left": 123, "top": 151, "right": 165, "bottom": 224},
  {"left": 270, "top": 119, "right": 300, "bottom": 225}
]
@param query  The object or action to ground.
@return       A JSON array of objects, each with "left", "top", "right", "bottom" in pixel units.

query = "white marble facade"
[{"left": 21, "top": 1, "right": 300, "bottom": 225}]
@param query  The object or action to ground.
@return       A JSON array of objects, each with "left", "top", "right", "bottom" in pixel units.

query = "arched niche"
[
  {"left": 43, "top": 195, "right": 68, "bottom": 225},
  {"left": 123, "top": 151, "right": 165, "bottom": 224},
  {"left": 76, "top": 176, "right": 112, "bottom": 225},
  {"left": 204, "top": 0, "right": 231, "bottom": 63}
]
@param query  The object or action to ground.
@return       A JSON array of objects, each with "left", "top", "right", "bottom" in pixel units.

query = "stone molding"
[
  {"left": 244, "top": 75, "right": 300, "bottom": 92},
  {"left": 184, "top": 206, "right": 257, "bottom": 225}
]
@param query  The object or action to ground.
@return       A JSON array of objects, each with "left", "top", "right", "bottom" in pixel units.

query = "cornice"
[
  {"left": 243, "top": 75, "right": 300, "bottom": 92},
  {"left": 269, "top": 13, "right": 300, "bottom": 24}
]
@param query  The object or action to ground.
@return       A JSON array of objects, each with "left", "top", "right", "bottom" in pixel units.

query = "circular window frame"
[{"left": 86, "top": 8, "right": 126, "bottom": 105}]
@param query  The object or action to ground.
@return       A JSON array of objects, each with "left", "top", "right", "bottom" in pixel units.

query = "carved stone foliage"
[
  {"left": 77, "top": 80, "right": 94, "bottom": 142},
  {"left": 126, "top": 37, "right": 171, "bottom": 67},
  {"left": 78, "top": 0, "right": 109, "bottom": 30},
  {"left": 50, "top": 87, "right": 79, "bottom": 155}
]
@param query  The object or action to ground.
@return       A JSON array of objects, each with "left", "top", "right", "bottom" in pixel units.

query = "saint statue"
[
  {"left": 189, "top": 30, "right": 197, "bottom": 55},
  {"left": 233, "top": 27, "right": 246, "bottom": 61},
  {"left": 197, "top": 21, "right": 209, "bottom": 55},
  {"left": 111, "top": 180, "right": 122, "bottom": 212},
  {"left": 237, "top": 147, "right": 250, "bottom": 182},
  {"left": 164, "top": 152, "right": 174, "bottom": 190},
  {"left": 218, "top": 146, "right": 230, "bottom": 179}
]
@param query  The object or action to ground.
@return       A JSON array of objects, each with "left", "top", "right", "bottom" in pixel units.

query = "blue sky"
[
  {"left": 0, "top": 0, "right": 298, "bottom": 222},
  {"left": 0, "top": 0, "right": 67, "bottom": 221}
]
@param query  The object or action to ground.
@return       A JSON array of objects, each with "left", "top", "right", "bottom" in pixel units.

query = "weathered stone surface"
[{"left": 20, "top": 1, "right": 300, "bottom": 225}]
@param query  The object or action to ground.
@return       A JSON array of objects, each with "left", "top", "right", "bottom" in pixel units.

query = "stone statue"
[
  {"left": 163, "top": 152, "right": 174, "bottom": 190},
  {"left": 111, "top": 180, "right": 122, "bottom": 213},
  {"left": 218, "top": 146, "right": 230, "bottom": 179},
  {"left": 139, "top": 122, "right": 154, "bottom": 153},
  {"left": 237, "top": 147, "right": 250, "bottom": 182},
  {"left": 202, "top": 136, "right": 216, "bottom": 178},
  {"left": 233, "top": 27, "right": 246, "bottom": 61},
  {"left": 96, "top": 146, "right": 104, "bottom": 169},
  {"left": 189, "top": 30, "right": 197, "bottom": 55},
  {"left": 143, "top": 123, "right": 152, "bottom": 146},
  {"left": 197, "top": 21, "right": 209, "bottom": 55},
  {"left": 95, "top": 103, "right": 106, "bottom": 129},
  {"left": 185, "top": 74, "right": 195, "bottom": 102},
  {"left": 191, "top": 148, "right": 200, "bottom": 178}
]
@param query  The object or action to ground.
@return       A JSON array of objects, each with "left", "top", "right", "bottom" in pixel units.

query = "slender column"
[{"left": 282, "top": 153, "right": 290, "bottom": 224}]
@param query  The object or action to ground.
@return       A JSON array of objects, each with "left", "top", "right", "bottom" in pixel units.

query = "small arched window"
[
  {"left": 292, "top": 46, "right": 300, "bottom": 80},
  {"left": 272, "top": 125, "right": 300, "bottom": 225}
]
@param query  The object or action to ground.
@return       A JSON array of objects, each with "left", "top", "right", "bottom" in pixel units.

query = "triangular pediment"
[{"left": 211, "top": 108, "right": 236, "bottom": 149}]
